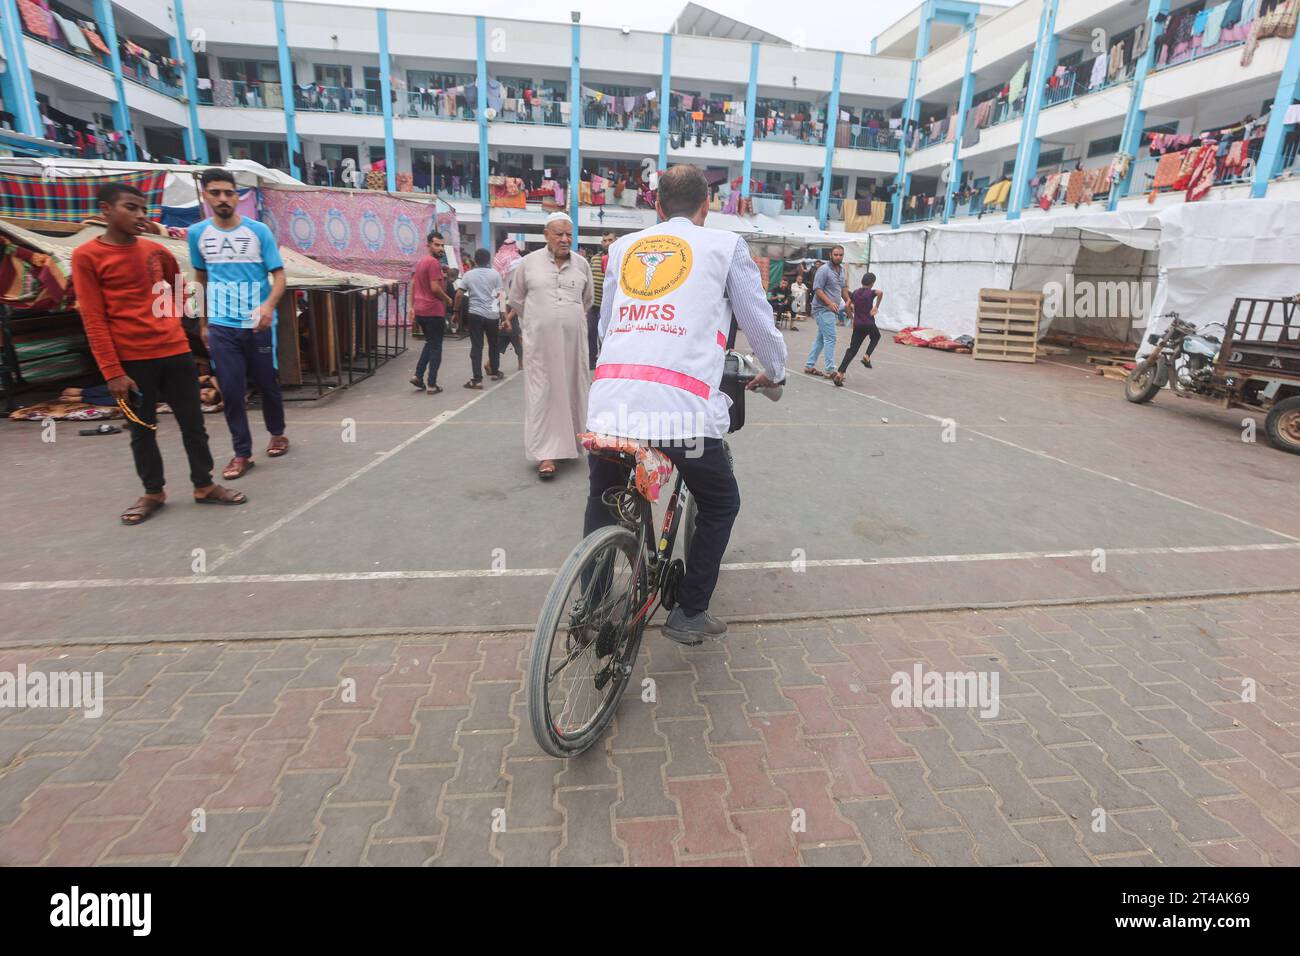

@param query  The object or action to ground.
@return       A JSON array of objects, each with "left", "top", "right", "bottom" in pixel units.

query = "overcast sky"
[{"left": 304, "top": 0, "right": 956, "bottom": 53}]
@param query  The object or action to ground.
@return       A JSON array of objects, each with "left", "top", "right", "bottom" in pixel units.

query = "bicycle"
[{"left": 527, "top": 352, "right": 781, "bottom": 757}]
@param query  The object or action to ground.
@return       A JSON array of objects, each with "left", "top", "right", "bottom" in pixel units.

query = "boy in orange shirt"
[{"left": 71, "top": 183, "right": 247, "bottom": 525}]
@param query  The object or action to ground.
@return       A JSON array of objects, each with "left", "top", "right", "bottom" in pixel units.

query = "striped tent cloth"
[{"left": 0, "top": 171, "right": 167, "bottom": 224}]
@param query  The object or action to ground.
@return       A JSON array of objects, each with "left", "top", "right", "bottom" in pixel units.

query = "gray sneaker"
[{"left": 662, "top": 607, "right": 728, "bottom": 645}]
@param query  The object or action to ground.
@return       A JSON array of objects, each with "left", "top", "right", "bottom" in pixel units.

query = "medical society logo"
[{"left": 619, "top": 235, "right": 692, "bottom": 300}]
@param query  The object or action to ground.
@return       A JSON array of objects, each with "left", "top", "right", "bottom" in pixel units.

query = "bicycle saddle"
[{"left": 578, "top": 432, "right": 674, "bottom": 503}]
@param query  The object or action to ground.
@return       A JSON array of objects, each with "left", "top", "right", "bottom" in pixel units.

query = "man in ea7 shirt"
[{"left": 189, "top": 167, "right": 288, "bottom": 481}]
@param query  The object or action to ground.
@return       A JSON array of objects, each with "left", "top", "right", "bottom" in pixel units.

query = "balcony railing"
[
  {"left": 581, "top": 101, "right": 657, "bottom": 132},
  {"left": 749, "top": 191, "right": 819, "bottom": 217},
  {"left": 296, "top": 85, "right": 381, "bottom": 115},
  {"left": 1151, "top": 33, "right": 1248, "bottom": 74},
  {"left": 1041, "top": 69, "right": 1129, "bottom": 110},
  {"left": 121, "top": 63, "right": 183, "bottom": 99},
  {"left": 900, "top": 199, "right": 939, "bottom": 223},
  {"left": 843, "top": 125, "right": 900, "bottom": 152},
  {"left": 198, "top": 80, "right": 284, "bottom": 109},
  {"left": 401, "top": 90, "right": 476, "bottom": 121},
  {"left": 986, "top": 98, "right": 1024, "bottom": 128},
  {"left": 1126, "top": 141, "right": 1262, "bottom": 197},
  {"left": 1280, "top": 139, "right": 1300, "bottom": 177}
]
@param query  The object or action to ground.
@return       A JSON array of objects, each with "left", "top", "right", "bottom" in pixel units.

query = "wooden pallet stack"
[{"left": 973, "top": 289, "right": 1043, "bottom": 363}]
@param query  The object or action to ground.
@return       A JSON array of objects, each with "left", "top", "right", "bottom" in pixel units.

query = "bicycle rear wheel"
[{"left": 528, "top": 525, "right": 649, "bottom": 757}]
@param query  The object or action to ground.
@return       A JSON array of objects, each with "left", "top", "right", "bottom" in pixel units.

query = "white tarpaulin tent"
[
  {"left": 1143, "top": 199, "right": 1300, "bottom": 352},
  {"left": 861, "top": 200, "right": 1300, "bottom": 348}
]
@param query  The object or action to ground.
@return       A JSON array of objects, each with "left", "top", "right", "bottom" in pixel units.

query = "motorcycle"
[{"left": 1124, "top": 312, "right": 1225, "bottom": 404}]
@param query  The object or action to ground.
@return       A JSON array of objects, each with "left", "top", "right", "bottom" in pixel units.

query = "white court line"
[
  {"left": 208, "top": 371, "right": 521, "bottom": 573},
  {"left": 5, "top": 542, "right": 1300, "bottom": 592},
  {"left": 797, "top": 375, "right": 1300, "bottom": 544}
]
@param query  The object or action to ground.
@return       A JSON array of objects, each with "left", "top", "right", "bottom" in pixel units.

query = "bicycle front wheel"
[{"left": 528, "top": 525, "right": 649, "bottom": 757}]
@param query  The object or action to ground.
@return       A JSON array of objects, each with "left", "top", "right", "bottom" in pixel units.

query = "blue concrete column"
[
  {"left": 741, "top": 42, "right": 758, "bottom": 198},
  {"left": 272, "top": 0, "right": 301, "bottom": 180},
  {"left": 569, "top": 23, "right": 580, "bottom": 224},
  {"left": 377, "top": 9, "right": 395, "bottom": 191},
  {"left": 892, "top": 1, "right": 933, "bottom": 229},
  {"left": 1251, "top": 29, "right": 1300, "bottom": 197},
  {"left": 0, "top": 0, "right": 39, "bottom": 136},
  {"left": 943, "top": 27, "right": 978, "bottom": 223},
  {"left": 1005, "top": 0, "right": 1060, "bottom": 219},
  {"left": 818, "top": 51, "right": 843, "bottom": 229},
  {"left": 93, "top": 0, "right": 136, "bottom": 160},
  {"left": 1109, "top": 0, "right": 1170, "bottom": 210},
  {"left": 658, "top": 33, "right": 671, "bottom": 171},
  {"left": 475, "top": 17, "right": 489, "bottom": 232},
  {"left": 172, "top": 0, "right": 207, "bottom": 162}
]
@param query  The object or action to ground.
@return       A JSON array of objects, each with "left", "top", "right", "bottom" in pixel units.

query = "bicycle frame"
[{"left": 614, "top": 467, "right": 692, "bottom": 635}]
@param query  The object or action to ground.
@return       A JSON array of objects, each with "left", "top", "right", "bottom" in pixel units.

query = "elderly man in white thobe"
[{"left": 504, "top": 212, "right": 594, "bottom": 479}]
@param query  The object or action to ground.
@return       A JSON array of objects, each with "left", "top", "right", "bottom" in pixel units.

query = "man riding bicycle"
[{"left": 585, "top": 164, "right": 788, "bottom": 645}]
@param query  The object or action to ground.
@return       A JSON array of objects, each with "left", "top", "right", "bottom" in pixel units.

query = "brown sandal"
[
  {"left": 223, "top": 457, "right": 254, "bottom": 480},
  {"left": 195, "top": 484, "right": 247, "bottom": 505},
  {"left": 267, "top": 435, "right": 290, "bottom": 458},
  {"left": 121, "top": 496, "right": 165, "bottom": 525},
  {"left": 537, "top": 461, "right": 556, "bottom": 480}
]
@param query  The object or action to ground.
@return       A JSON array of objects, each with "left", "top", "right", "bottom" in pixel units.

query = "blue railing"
[
  {"left": 581, "top": 101, "right": 657, "bottom": 132},
  {"left": 843, "top": 125, "right": 900, "bottom": 152},
  {"left": 295, "top": 85, "right": 381, "bottom": 114},
  {"left": 198, "top": 80, "right": 284, "bottom": 109}
]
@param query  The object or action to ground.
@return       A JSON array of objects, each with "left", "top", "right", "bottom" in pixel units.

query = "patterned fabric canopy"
[{"left": 0, "top": 171, "right": 166, "bottom": 223}]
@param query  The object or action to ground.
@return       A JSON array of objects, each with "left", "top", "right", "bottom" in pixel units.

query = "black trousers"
[
  {"left": 586, "top": 305, "right": 601, "bottom": 369},
  {"left": 120, "top": 352, "right": 214, "bottom": 494},
  {"left": 838, "top": 322, "right": 881, "bottom": 372},
  {"left": 467, "top": 314, "right": 499, "bottom": 381},
  {"left": 584, "top": 438, "right": 739, "bottom": 616},
  {"left": 498, "top": 315, "right": 523, "bottom": 363}
]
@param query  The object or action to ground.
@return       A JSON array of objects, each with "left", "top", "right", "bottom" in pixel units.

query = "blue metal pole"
[
  {"left": 819, "top": 51, "right": 843, "bottom": 229},
  {"left": 1251, "top": 29, "right": 1300, "bottom": 197},
  {"left": 944, "top": 26, "right": 978, "bottom": 223},
  {"left": 93, "top": 0, "right": 136, "bottom": 160},
  {"left": 475, "top": 17, "right": 489, "bottom": 235},
  {"left": 570, "top": 23, "right": 580, "bottom": 224},
  {"left": 1006, "top": 0, "right": 1060, "bottom": 219},
  {"left": 377, "top": 9, "right": 395, "bottom": 191},
  {"left": 893, "top": 0, "right": 933, "bottom": 229},
  {"left": 1109, "top": 0, "right": 1169, "bottom": 210},
  {"left": 172, "top": 0, "right": 207, "bottom": 162},
  {"left": 658, "top": 33, "right": 671, "bottom": 171},
  {"left": 272, "top": 0, "right": 300, "bottom": 180},
  {"left": 0, "top": 0, "right": 38, "bottom": 136},
  {"left": 741, "top": 42, "right": 758, "bottom": 198}
]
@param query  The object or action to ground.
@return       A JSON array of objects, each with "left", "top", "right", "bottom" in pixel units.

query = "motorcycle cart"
[{"left": 1125, "top": 295, "right": 1300, "bottom": 455}]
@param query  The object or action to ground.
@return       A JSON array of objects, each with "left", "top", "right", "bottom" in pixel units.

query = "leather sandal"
[
  {"left": 267, "top": 435, "right": 290, "bottom": 458},
  {"left": 194, "top": 484, "right": 248, "bottom": 505},
  {"left": 223, "top": 457, "right": 254, "bottom": 480},
  {"left": 121, "top": 496, "right": 165, "bottom": 525}
]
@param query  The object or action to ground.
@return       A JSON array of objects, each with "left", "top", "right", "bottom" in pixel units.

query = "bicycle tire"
[{"left": 527, "top": 525, "right": 649, "bottom": 757}]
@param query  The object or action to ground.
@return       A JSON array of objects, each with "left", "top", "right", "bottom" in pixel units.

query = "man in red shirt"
[
  {"left": 71, "top": 183, "right": 246, "bottom": 525},
  {"left": 408, "top": 230, "right": 454, "bottom": 394}
]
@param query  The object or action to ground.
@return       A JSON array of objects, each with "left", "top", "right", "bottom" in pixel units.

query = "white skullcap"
[{"left": 545, "top": 211, "right": 573, "bottom": 227}]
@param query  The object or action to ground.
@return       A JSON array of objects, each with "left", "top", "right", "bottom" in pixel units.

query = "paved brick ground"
[{"left": 2, "top": 594, "right": 1299, "bottom": 866}]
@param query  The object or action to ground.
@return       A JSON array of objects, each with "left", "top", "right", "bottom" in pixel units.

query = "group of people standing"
[
  {"left": 71, "top": 167, "right": 292, "bottom": 526},
  {"left": 407, "top": 213, "right": 597, "bottom": 480}
]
